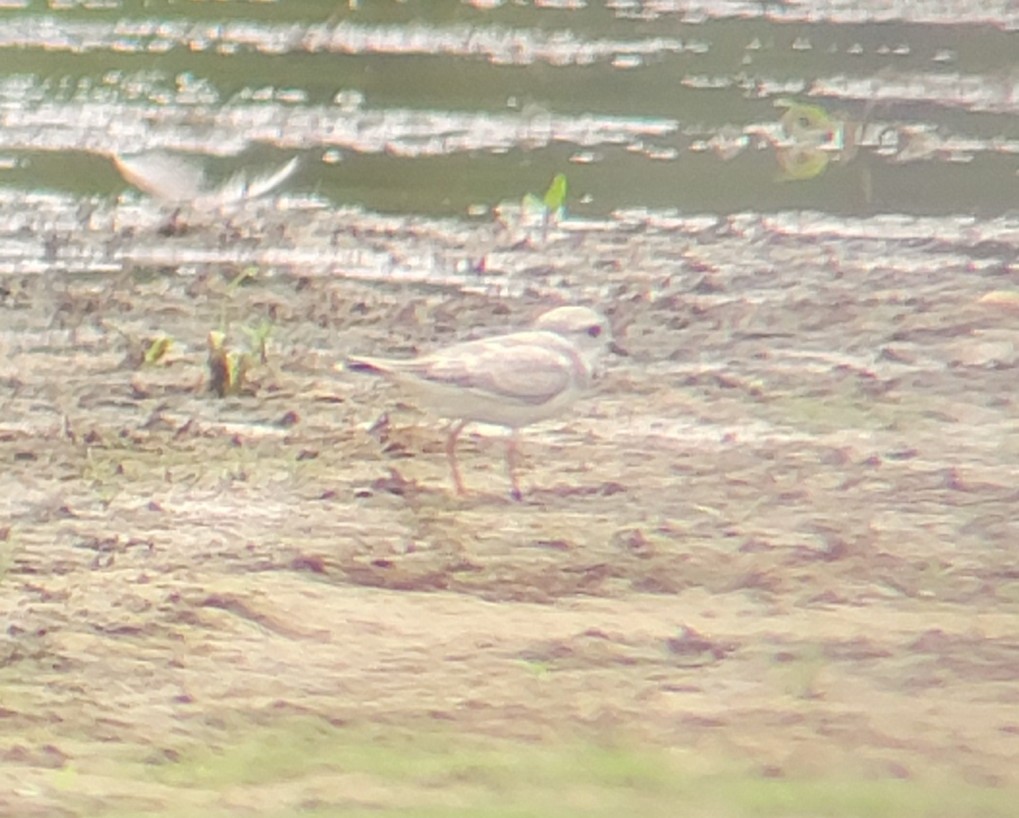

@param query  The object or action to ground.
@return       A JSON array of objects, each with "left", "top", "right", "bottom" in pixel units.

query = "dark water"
[{"left": 0, "top": 0, "right": 1016, "bottom": 221}]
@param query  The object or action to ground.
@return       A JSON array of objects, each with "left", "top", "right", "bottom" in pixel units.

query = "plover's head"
[{"left": 533, "top": 306, "right": 612, "bottom": 361}]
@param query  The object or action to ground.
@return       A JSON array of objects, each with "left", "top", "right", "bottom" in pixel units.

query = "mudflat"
[{"left": 1, "top": 206, "right": 1017, "bottom": 816}]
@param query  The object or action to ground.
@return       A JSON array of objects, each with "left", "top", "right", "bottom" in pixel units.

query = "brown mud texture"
[{"left": 1, "top": 218, "right": 1018, "bottom": 815}]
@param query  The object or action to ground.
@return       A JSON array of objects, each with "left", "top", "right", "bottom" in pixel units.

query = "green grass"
[{"left": 71, "top": 717, "right": 1019, "bottom": 818}]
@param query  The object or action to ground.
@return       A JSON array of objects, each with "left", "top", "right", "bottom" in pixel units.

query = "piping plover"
[{"left": 346, "top": 306, "right": 612, "bottom": 500}]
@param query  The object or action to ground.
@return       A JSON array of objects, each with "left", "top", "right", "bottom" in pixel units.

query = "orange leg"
[
  {"left": 445, "top": 420, "right": 469, "bottom": 495},
  {"left": 506, "top": 431, "right": 522, "bottom": 501}
]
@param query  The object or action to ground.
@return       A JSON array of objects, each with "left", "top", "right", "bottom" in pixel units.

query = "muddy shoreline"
[{"left": 1, "top": 196, "right": 1017, "bottom": 814}]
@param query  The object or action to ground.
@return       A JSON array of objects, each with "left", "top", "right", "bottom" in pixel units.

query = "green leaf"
[
  {"left": 776, "top": 99, "right": 835, "bottom": 137},
  {"left": 776, "top": 145, "right": 831, "bottom": 181},
  {"left": 142, "top": 336, "right": 173, "bottom": 366},
  {"left": 542, "top": 173, "right": 568, "bottom": 212}
]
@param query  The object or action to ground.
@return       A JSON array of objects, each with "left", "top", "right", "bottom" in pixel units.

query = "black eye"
[{"left": 587, "top": 325, "right": 602, "bottom": 338}]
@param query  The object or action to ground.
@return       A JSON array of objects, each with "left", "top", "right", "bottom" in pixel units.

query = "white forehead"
[{"left": 532, "top": 306, "right": 608, "bottom": 335}]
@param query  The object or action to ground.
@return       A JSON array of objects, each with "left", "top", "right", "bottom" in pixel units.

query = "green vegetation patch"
[{"left": 72, "top": 718, "right": 1014, "bottom": 818}]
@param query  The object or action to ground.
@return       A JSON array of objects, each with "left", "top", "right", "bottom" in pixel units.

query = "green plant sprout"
[
  {"left": 522, "top": 172, "right": 569, "bottom": 239},
  {"left": 206, "top": 330, "right": 251, "bottom": 397},
  {"left": 774, "top": 100, "right": 844, "bottom": 181},
  {"left": 142, "top": 335, "right": 173, "bottom": 366},
  {"left": 242, "top": 319, "right": 273, "bottom": 365}
]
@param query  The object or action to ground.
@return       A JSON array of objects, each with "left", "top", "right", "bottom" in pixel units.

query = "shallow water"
[{"left": 0, "top": 0, "right": 1016, "bottom": 220}]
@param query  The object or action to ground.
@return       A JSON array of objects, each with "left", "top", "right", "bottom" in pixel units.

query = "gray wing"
[{"left": 412, "top": 334, "right": 578, "bottom": 406}]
